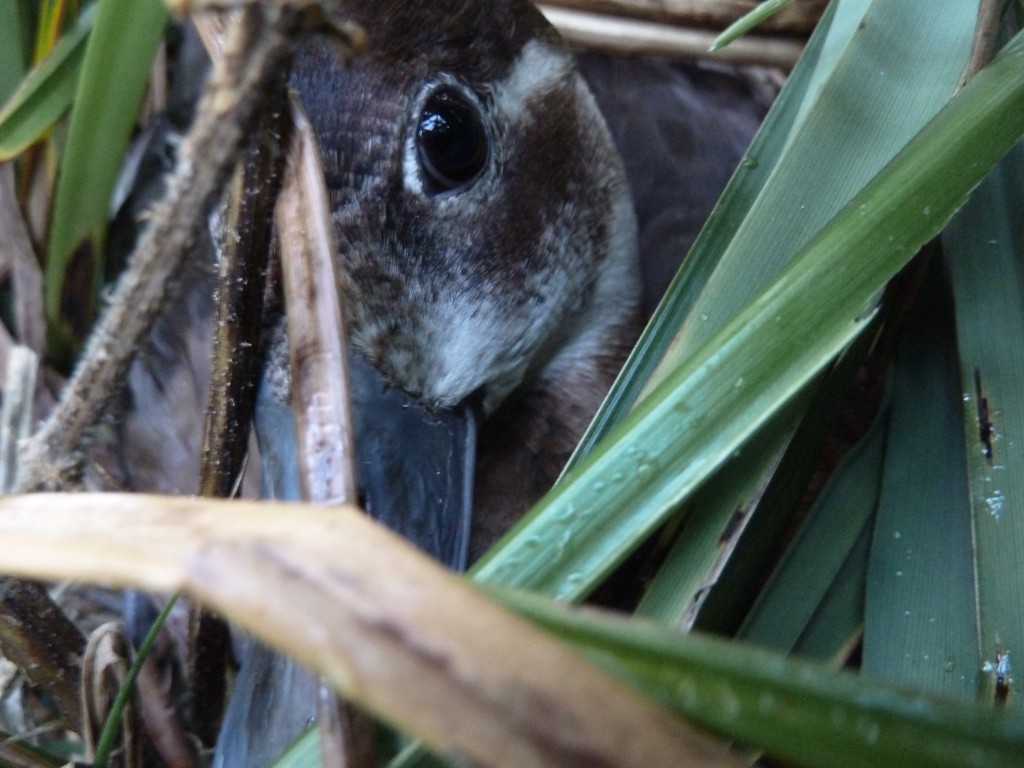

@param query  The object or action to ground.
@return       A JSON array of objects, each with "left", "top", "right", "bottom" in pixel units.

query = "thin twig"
[
  {"left": 959, "top": 0, "right": 1004, "bottom": 86},
  {"left": 197, "top": 71, "right": 289, "bottom": 501},
  {"left": 190, "top": 15, "right": 294, "bottom": 742}
]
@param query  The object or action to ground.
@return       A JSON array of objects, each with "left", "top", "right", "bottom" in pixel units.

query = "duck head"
[{"left": 258, "top": 0, "right": 640, "bottom": 566}]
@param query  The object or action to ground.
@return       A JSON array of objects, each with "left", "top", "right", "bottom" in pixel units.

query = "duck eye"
[{"left": 416, "top": 87, "right": 488, "bottom": 193}]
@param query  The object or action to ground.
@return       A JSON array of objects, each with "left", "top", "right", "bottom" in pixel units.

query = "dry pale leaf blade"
[
  {"left": 538, "top": 5, "right": 803, "bottom": 67},
  {"left": 0, "top": 493, "right": 743, "bottom": 768},
  {"left": 276, "top": 102, "right": 357, "bottom": 506},
  {"left": 276, "top": 74, "right": 364, "bottom": 768},
  {"left": 537, "top": 0, "right": 824, "bottom": 34}
]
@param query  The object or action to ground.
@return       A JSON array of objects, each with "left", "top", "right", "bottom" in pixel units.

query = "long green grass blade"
[
  {"left": 711, "top": 0, "right": 793, "bottom": 51},
  {"left": 495, "top": 587, "right": 1024, "bottom": 768},
  {"left": 93, "top": 595, "right": 178, "bottom": 768},
  {"left": 0, "top": 3, "right": 94, "bottom": 160},
  {"left": 44, "top": 0, "right": 166, "bottom": 364},
  {"left": 0, "top": 0, "right": 28, "bottom": 104},
  {"left": 635, "top": 403, "right": 799, "bottom": 627},
  {"left": 472, "top": 29, "right": 1024, "bottom": 600},
  {"left": 944, "top": 145, "right": 1024, "bottom": 707},
  {"left": 863, "top": 266, "right": 978, "bottom": 700},
  {"left": 650, "top": 0, "right": 977, "bottom": 390},
  {"left": 793, "top": 525, "right": 871, "bottom": 662},
  {"left": 741, "top": 405, "right": 887, "bottom": 654}
]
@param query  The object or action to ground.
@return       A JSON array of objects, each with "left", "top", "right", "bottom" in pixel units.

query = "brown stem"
[
  {"left": 0, "top": 579, "right": 85, "bottom": 733},
  {"left": 191, "top": 68, "right": 293, "bottom": 747},
  {"left": 959, "top": 0, "right": 1004, "bottom": 87}
]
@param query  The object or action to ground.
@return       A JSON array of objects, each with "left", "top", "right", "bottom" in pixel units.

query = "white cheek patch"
[
  {"left": 418, "top": 218, "right": 586, "bottom": 411},
  {"left": 490, "top": 39, "right": 574, "bottom": 126}
]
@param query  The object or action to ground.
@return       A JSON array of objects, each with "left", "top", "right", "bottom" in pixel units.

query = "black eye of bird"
[{"left": 416, "top": 87, "right": 488, "bottom": 194}]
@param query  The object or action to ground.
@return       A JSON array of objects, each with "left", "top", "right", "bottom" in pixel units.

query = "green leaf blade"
[
  {"left": 944, "top": 144, "right": 1024, "bottom": 707},
  {"left": 711, "top": 0, "right": 794, "bottom": 51},
  {"left": 496, "top": 587, "right": 1024, "bottom": 768},
  {"left": 0, "top": 0, "right": 29, "bottom": 105},
  {"left": 655, "top": 0, "right": 978, "bottom": 386},
  {"left": 863, "top": 267, "right": 978, "bottom": 700},
  {"left": 43, "top": 0, "right": 167, "bottom": 364},
  {"left": 0, "top": 4, "right": 94, "bottom": 160}
]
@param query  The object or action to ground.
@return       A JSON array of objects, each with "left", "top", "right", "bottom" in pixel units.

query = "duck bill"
[{"left": 256, "top": 348, "right": 477, "bottom": 571}]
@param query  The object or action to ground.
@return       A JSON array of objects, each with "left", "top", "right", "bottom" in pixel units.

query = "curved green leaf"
[
  {"left": 0, "top": 3, "right": 94, "bottom": 160},
  {"left": 711, "top": 0, "right": 794, "bottom": 51},
  {"left": 44, "top": 0, "right": 166, "bottom": 365},
  {"left": 496, "top": 587, "right": 1024, "bottom": 768},
  {"left": 0, "top": 0, "right": 29, "bottom": 105}
]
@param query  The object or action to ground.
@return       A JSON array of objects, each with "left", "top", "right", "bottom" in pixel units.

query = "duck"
[
  {"left": 254, "top": 2, "right": 771, "bottom": 561},
  {"left": 216, "top": 3, "right": 640, "bottom": 763},
  {"left": 105, "top": 1, "right": 770, "bottom": 763}
]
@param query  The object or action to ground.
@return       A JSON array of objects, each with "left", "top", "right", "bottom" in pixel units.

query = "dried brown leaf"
[{"left": 0, "top": 493, "right": 743, "bottom": 768}]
